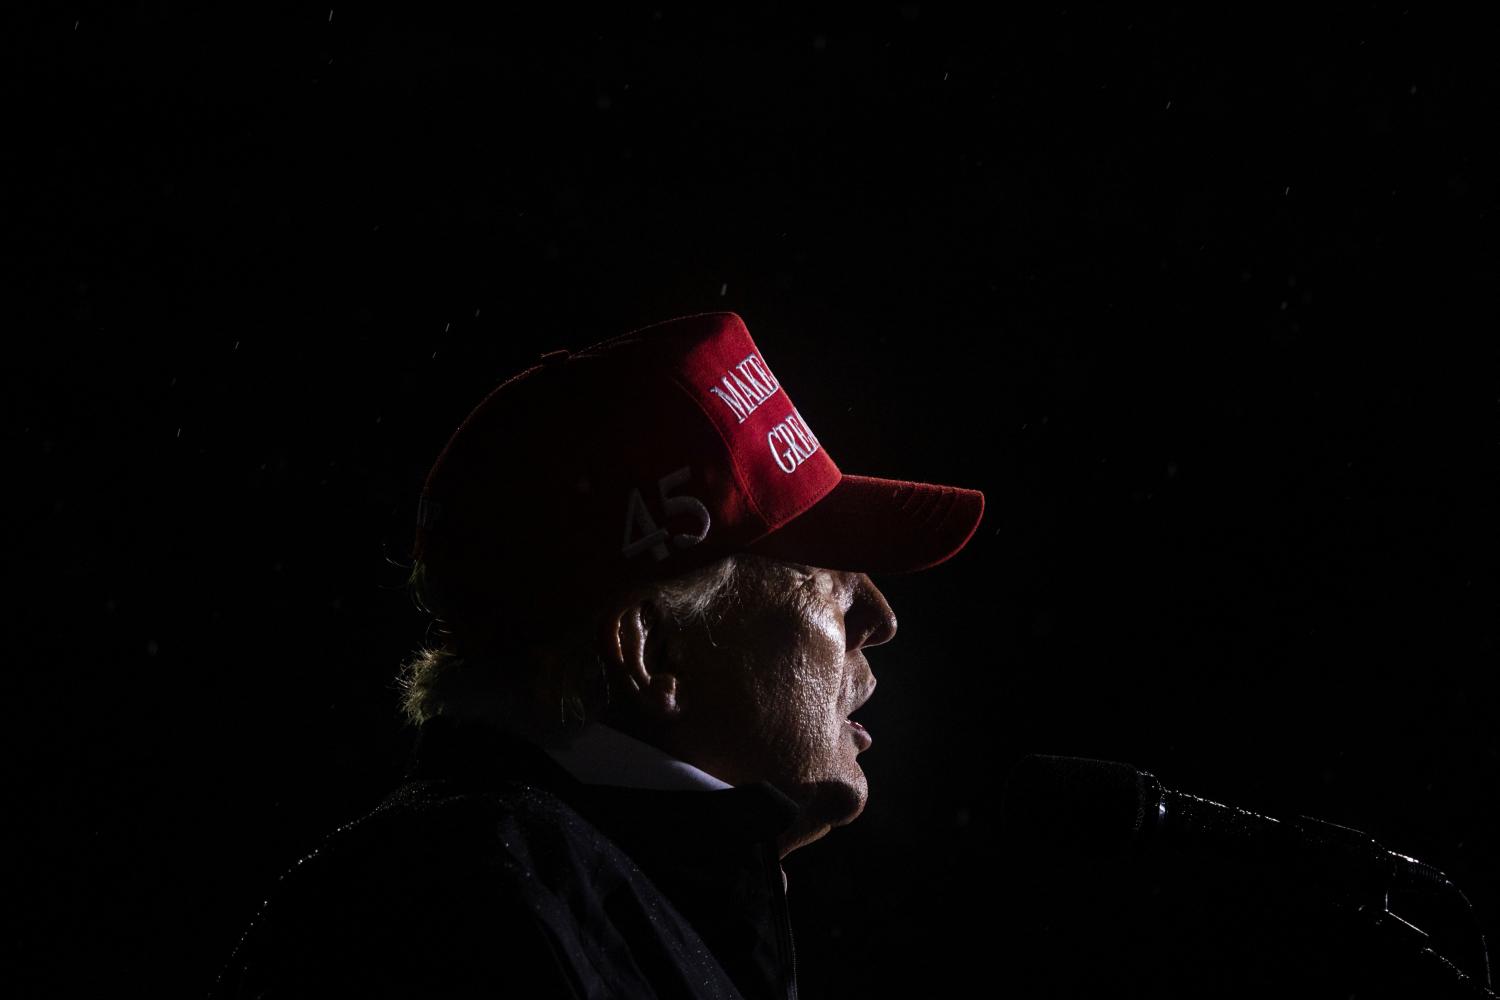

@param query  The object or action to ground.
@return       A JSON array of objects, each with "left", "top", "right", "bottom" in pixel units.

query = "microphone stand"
[
  {"left": 1345, "top": 899, "right": 1497, "bottom": 998},
  {"left": 1147, "top": 783, "right": 1495, "bottom": 998},
  {"left": 1001, "top": 755, "right": 1495, "bottom": 996}
]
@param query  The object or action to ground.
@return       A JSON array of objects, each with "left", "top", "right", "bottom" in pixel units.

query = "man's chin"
[
  {"left": 802, "top": 774, "right": 869, "bottom": 831},
  {"left": 777, "top": 778, "right": 868, "bottom": 857}
]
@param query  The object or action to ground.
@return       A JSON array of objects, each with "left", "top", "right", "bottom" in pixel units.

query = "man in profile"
[{"left": 214, "top": 311, "right": 984, "bottom": 998}]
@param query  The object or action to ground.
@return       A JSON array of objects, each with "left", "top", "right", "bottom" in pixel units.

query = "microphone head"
[{"left": 1001, "top": 754, "right": 1163, "bottom": 857}]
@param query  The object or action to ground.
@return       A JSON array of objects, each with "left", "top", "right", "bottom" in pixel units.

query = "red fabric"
[
  {"left": 747, "top": 474, "right": 986, "bottom": 576},
  {"left": 410, "top": 312, "right": 984, "bottom": 632}
]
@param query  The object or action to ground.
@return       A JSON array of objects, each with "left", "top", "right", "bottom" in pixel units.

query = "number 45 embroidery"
[{"left": 622, "top": 466, "right": 711, "bottom": 561}]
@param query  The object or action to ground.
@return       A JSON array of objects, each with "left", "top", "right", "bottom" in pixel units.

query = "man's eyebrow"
[{"left": 780, "top": 562, "right": 817, "bottom": 581}]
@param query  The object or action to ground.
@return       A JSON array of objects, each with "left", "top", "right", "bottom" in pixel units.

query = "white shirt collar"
[{"left": 538, "top": 722, "right": 734, "bottom": 792}]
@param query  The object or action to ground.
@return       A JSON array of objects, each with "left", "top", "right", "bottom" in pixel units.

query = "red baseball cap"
[{"left": 411, "top": 312, "right": 984, "bottom": 637}]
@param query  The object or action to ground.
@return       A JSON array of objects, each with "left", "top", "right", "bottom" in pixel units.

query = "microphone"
[
  {"left": 1001, "top": 754, "right": 1426, "bottom": 895},
  {"left": 1000, "top": 754, "right": 1492, "bottom": 992}
]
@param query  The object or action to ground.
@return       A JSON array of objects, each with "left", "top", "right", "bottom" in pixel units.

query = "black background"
[{"left": 11, "top": 4, "right": 1497, "bottom": 996}]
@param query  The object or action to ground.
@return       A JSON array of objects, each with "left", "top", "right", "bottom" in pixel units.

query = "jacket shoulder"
[
  {"left": 213, "top": 778, "right": 741, "bottom": 999},
  {"left": 212, "top": 779, "right": 582, "bottom": 997}
]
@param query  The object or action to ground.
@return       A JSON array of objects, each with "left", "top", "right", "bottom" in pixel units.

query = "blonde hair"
[{"left": 396, "top": 555, "right": 742, "bottom": 734}]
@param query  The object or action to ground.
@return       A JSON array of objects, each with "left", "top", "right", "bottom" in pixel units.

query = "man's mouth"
[{"left": 846, "top": 678, "right": 876, "bottom": 750}]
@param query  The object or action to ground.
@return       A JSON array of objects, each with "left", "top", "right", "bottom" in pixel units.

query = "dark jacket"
[{"left": 213, "top": 717, "right": 804, "bottom": 999}]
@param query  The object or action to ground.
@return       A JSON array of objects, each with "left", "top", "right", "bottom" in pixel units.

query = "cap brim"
[{"left": 746, "top": 474, "right": 985, "bottom": 575}]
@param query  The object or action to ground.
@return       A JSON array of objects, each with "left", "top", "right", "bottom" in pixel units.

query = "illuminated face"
[{"left": 663, "top": 554, "right": 898, "bottom": 855}]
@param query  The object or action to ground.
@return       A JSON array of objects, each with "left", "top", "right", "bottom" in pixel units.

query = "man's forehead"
[{"left": 738, "top": 555, "right": 860, "bottom": 594}]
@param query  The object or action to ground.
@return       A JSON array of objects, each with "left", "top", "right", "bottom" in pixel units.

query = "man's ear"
[{"left": 597, "top": 599, "right": 680, "bottom": 720}]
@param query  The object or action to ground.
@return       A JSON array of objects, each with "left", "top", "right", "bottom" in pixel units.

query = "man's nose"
[{"left": 847, "top": 573, "right": 898, "bottom": 651}]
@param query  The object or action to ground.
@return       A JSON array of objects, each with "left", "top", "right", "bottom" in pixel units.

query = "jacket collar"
[
  {"left": 538, "top": 721, "right": 734, "bottom": 791},
  {"left": 406, "top": 716, "right": 800, "bottom": 846}
]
